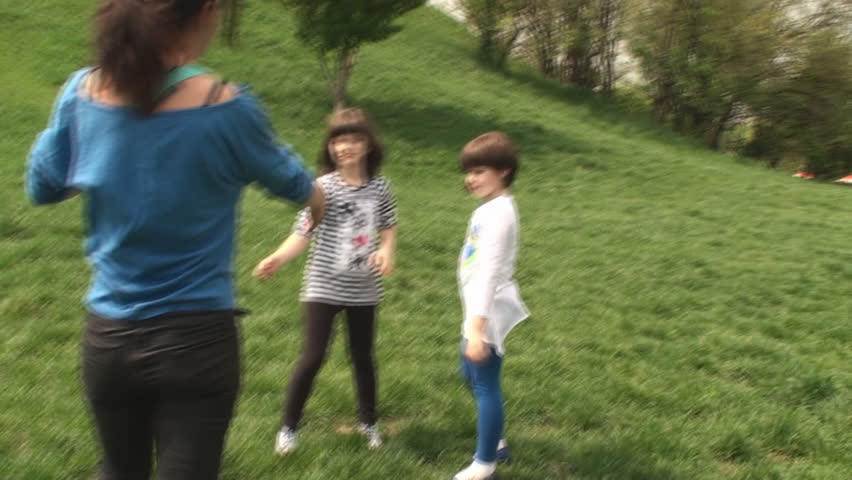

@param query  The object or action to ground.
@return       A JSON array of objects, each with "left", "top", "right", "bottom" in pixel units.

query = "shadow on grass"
[
  {"left": 396, "top": 423, "right": 570, "bottom": 479},
  {"left": 564, "top": 436, "right": 684, "bottom": 480},
  {"left": 469, "top": 54, "right": 711, "bottom": 153},
  {"left": 395, "top": 423, "right": 465, "bottom": 464},
  {"left": 355, "top": 96, "right": 615, "bottom": 172},
  {"left": 398, "top": 417, "right": 688, "bottom": 480}
]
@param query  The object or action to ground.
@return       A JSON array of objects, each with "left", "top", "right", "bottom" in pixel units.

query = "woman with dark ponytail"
[{"left": 25, "top": 0, "right": 325, "bottom": 478}]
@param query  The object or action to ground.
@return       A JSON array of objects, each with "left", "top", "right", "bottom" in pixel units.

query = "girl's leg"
[
  {"left": 344, "top": 305, "right": 377, "bottom": 426},
  {"left": 460, "top": 340, "right": 510, "bottom": 464},
  {"left": 282, "top": 302, "right": 341, "bottom": 429},
  {"left": 463, "top": 347, "right": 504, "bottom": 464},
  {"left": 85, "top": 394, "right": 154, "bottom": 480},
  {"left": 83, "top": 314, "right": 154, "bottom": 480},
  {"left": 152, "top": 312, "right": 241, "bottom": 480},
  {"left": 155, "top": 393, "right": 238, "bottom": 480}
]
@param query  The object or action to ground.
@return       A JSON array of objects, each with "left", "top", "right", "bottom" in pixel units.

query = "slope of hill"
[{"left": 0, "top": 2, "right": 849, "bottom": 479}]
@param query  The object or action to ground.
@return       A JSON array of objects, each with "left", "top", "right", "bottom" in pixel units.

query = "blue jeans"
[{"left": 460, "top": 339, "right": 504, "bottom": 463}]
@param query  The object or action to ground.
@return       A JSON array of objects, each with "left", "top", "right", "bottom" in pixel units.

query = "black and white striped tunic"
[{"left": 294, "top": 172, "right": 397, "bottom": 305}]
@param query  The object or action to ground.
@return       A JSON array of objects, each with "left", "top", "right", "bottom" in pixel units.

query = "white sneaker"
[
  {"left": 453, "top": 460, "right": 496, "bottom": 480},
  {"left": 357, "top": 423, "right": 383, "bottom": 449},
  {"left": 274, "top": 427, "right": 298, "bottom": 455}
]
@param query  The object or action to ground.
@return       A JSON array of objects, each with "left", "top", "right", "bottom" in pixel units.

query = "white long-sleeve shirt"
[{"left": 458, "top": 194, "right": 529, "bottom": 355}]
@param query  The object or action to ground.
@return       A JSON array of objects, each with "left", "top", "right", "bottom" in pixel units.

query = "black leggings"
[
  {"left": 282, "top": 302, "right": 377, "bottom": 429},
  {"left": 82, "top": 311, "right": 241, "bottom": 480}
]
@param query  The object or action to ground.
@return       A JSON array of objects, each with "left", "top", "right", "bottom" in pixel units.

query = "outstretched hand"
[{"left": 253, "top": 255, "right": 286, "bottom": 281}]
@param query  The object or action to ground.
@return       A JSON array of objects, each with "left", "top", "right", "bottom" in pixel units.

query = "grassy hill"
[{"left": 1, "top": 2, "right": 850, "bottom": 479}]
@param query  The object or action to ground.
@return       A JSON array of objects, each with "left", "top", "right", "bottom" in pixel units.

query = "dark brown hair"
[
  {"left": 320, "top": 108, "right": 385, "bottom": 178},
  {"left": 460, "top": 131, "right": 519, "bottom": 186},
  {"left": 94, "top": 0, "right": 219, "bottom": 114}
]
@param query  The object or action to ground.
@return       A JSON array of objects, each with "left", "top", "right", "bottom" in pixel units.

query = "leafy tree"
[
  {"left": 629, "top": 0, "right": 782, "bottom": 149},
  {"left": 460, "top": 0, "right": 526, "bottom": 68},
  {"left": 748, "top": 24, "right": 852, "bottom": 177},
  {"left": 279, "top": 0, "right": 426, "bottom": 109}
]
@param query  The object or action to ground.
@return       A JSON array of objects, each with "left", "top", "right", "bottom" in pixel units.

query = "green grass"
[{"left": 1, "top": 2, "right": 851, "bottom": 479}]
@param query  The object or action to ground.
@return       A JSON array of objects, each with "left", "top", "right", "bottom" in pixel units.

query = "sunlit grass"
[{"left": 1, "top": 2, "right": 850, "bottom": 479}]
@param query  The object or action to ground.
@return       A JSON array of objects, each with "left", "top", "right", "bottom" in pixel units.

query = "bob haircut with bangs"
[
  {"left": 460, "top": 131, "right": 519, "bottom": 186},
  {"left": 320, "top": 108, "right": 384, "bottom": 178}
]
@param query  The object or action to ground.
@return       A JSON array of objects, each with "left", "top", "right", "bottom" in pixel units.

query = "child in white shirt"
[{"left": 453, "top": 132, "right": 529, "bottom": 480}]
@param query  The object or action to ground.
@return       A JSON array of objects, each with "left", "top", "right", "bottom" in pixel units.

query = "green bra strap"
[{"left": 157, "top": 64, "right": 213, "bottom": 100}]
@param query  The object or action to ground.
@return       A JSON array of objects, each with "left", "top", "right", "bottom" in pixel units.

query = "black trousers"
[
  {"left": 82, "top": 310, "right": 241, "bottom": 480},
  {"left": 282, "top": 302, "right": 377, "bottom": 429}
]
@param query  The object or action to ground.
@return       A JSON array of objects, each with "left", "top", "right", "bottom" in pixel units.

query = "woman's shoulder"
[
  {"left": 199, "top": 83, "right": 276, "bottom": 128},
  {"left": 60, "top": 67, "right": 95, "bottom": 102},
  {"left": 71, "top": 66, "right": 260, "bottom": 117},
  {"left": 162, "top": 66, "right": 264, "bottom": 113},
  {"left": 68, "top": 67, "right": 95, "bottom": 86},
  {"left": 195, "top": 80, "right": 258, "bottom": 111},
  {"left": 158, "top": 65, "right": 237, "bottom": 109},
  {"left": 171, "top": 72, "right": 237, "bottom": 106}
]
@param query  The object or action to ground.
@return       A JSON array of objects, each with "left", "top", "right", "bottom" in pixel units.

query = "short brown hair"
[
  {"left": 320, "top": 108, "right": 385, "bottom": 178},
  {"left": 460, "top": 131, "right": 519, "bottom": 186}
]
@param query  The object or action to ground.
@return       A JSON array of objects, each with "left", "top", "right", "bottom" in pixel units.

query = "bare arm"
[
  {"left": 379, "top": 225, "right": 397, "bottom": 251},
  {"left": 303, "top": 181, "right": 326, "bottom": 232},
  {"left": 466, "top": 315, "right": 487, "bottom": 343},
  {"left": 253, "top": 233, "right": 311, "bottom": 281},
  {"left": 270, "top": 233, "right": 311, "bottom": 263},
  {"left": 465, "top": 315, "right": 491, "bottom": 363},
  {"left": 371, "top": 178, "right": 398, "bottom": 276}
]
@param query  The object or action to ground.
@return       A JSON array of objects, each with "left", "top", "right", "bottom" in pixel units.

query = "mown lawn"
[{"left": 1, "top": 2, "right": 850, "bottom": 479}]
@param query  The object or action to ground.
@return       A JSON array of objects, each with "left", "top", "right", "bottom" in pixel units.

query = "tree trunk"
[
  {"left": 598, "top": 0, "right": 622, "bottom": 96},
  {"left": 523, "top": 1, "right": 558, "bottom": 78},
  {"left": 654, "top": 80, "right": 674, "bottom": 123},
  {"left": 705, "top": 102, "right": 735, "bottom": 150},
  {"left": 320, "top": 47, "right": 358, "bottom": 111},
  {"left": 334, "top": 48, "right": 358, "bottom": 110},
  {"left": 317, "top": 52, "right": 336, "bottom": 106},
  {"left": 478, "top": 0, "right": 499, "bottom": 62},
  {"left": 495, "top": 24, "right": 523, "bottom": 69},
  {"left": 766, "top": 156, "right": 782, "bottom": 168}
]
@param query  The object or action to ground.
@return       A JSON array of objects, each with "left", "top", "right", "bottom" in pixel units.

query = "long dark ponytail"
[{"left": 94, "top": 0, "right": 213, "bottom": 114}]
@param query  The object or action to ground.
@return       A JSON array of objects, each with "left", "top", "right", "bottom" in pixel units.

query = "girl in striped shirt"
[{"left": 254, "top": 108, "right": 398, "bottom": 454}]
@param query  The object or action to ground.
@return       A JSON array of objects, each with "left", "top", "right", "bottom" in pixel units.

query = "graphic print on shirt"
[
  {"left": 337, "top": 199, "right": 377, "bottom": 273},
  {"left": 459, "top": 223, "right": 480, "bottom": 285}
]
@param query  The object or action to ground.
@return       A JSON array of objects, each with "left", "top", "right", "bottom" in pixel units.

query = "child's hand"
[
  {"left": 253, "top": 254, "right": 286, "bottom": 281},
  {"left": 370, "top": 246, "right": 395, "bottom": 276},
  {"left": 464, "top": 336, "right": 490, "bottom": 364}
]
